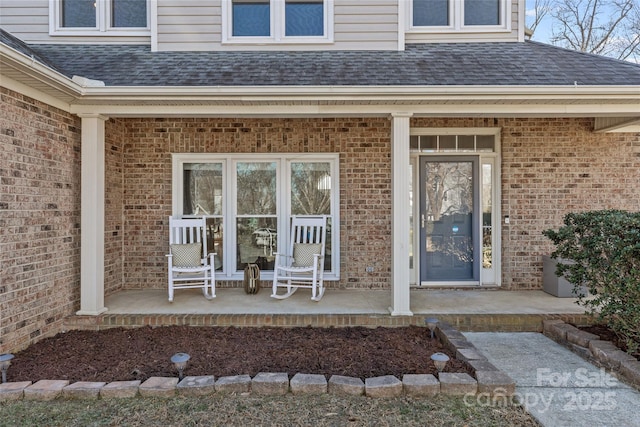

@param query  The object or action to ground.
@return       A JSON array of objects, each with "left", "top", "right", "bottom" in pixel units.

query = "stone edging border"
[
  {"left": 543, "top": 319, "right": 640, "bottom": 390},
  {"left": 0, "top": 322, "right": 516, "bottom": 402}
]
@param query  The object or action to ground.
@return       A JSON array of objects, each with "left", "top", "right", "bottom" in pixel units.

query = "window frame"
[
  {"left": 222, "top": 0, "right": 334, "bottom": 45},
  {"left": 408, "top": 0, "right": 510, "bottom": 33},
  {"left": 49, "top": 0, "right": 151, "bottom": 36},
  {"left": 172, "top": 153, "right": 340, "bottom": 282}
]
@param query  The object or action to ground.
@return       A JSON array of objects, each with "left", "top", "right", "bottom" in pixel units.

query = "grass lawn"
[{"left": 0, "top": 394, "right": 537, "bottom": 426}]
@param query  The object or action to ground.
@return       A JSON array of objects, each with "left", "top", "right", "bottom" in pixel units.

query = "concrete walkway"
[{"left": 465, "top": 332, "right": 640, "bottom": 427}]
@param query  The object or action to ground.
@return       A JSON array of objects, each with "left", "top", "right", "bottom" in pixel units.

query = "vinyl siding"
[
  {"left": 156, "top": 1, "right": 220, "bottom": 51},
  {"left": 333, "top": 0, "right": 398, "bottom": 50},
  {"left": 1, "top": 0, "right": 523, "bottom": 50},
  {"left": 0, "top": 0, "right": 50, "bottom": 42},
  {"left": 156, "top": 0, "right": 399, "bottom": 51}
]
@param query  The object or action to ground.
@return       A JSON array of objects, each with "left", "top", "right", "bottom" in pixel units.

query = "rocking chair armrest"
[
  {"left": 207, "top": 253, "right": 217, "bottom": 264},
  {"left": 273, "top": 252, "right": 294, "bottom": 259}
]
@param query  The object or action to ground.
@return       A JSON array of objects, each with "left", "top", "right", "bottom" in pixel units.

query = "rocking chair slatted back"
[{"left": 289, "top": 218, "right": 326, "bottom": 249}]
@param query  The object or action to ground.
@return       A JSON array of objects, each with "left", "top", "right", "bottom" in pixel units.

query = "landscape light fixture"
[
  {"left": 430, "top": 352, "right": 450, "bottom": 372},
  {"left": 0, "top": 353, "right": 14, "bottom": 383},
  {"left": 425, "top": 317, "right": 439, "bottom": 339},
  {"left": 170, "top": 352, "right": 190, "bottom": 380}
]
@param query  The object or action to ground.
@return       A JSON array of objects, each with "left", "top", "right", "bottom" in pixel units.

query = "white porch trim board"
[
  {"left": 390, "top": 113, "right": 413, "bottom": 316},
  {"left": 77, "top": 114, "right": 108, "bottom": 316}
]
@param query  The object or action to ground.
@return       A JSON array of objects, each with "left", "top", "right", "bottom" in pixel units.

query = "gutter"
[
  {"left": 76, "top": 84, "right": 640, "bottom": 99},
  {"left": 0, "top": 43, "right": 85, "bottom": 98}
]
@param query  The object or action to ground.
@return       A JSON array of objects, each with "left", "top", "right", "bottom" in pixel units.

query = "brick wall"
[
  {"left": 412, "top": 117, "right": 640, "bottom": 289},
  {"left": 0, "top": 87, "right": 81, "bottom": 353},
  {"left": 105, "top": 118, "right": 125, "bottom": 296},
  {"left": 111, "top": 117, "right": 393, "bottom": 291},
  {"left": 501, "top": 118, "right": 640, "bottom": 289},
  {"left": 113, "top": 116, "right": 640, "bottom": 293}
]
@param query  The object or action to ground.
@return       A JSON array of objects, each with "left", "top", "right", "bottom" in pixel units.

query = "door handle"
[{"left": 421, "top": 214, "right": 425, "bottom": 228}]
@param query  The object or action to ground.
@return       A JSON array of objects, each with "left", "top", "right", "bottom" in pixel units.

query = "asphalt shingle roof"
[
  {"left": 0, "top": 28, "right": 62, "bottom": 72},
  {"left": 3, "top": 29, "right": 640, "bottom": 87}
]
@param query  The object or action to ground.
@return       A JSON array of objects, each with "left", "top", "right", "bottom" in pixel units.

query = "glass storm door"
[{"left": 419, "top": 157, "right": 480, "bottom": 283}]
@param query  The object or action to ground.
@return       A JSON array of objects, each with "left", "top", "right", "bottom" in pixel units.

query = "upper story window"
[
  {"left": 410, "top": 0, "right": 509, "bottom": 32},
  {"left": 50, "top": 0, "right": 150, "bottom": 36},
  {"left": 223, "top": 0, "right": 334, "bottom": 44}
]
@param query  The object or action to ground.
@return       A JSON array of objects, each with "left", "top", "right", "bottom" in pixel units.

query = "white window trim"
[
  {"left": 172, "top": 153, "right": 340, "bottom": 282},
  {"left": 221, "top": 0, "right": 334, "bottom": 45},
  {"left": 49, "top": 0, "right": 151, "bottom": 36},
  {"left": 407, "top": 0, "right": 511, "bottom": 33}
]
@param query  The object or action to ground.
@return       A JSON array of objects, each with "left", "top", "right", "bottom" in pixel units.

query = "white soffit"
[
  {"left": 0, "top": 44, "right": 82, "bottom": 105},
  {"left": 594, "top": 117, "right": 640, "bottom": 133}
]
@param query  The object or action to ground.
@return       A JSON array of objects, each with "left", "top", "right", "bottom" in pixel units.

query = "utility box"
[{"left": 542, "top": 255, "right": 587, "bottom": 297}]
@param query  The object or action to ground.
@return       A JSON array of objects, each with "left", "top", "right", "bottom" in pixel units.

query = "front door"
[{"left": 419, "top": 156, "right": 480, "bottom": 283}]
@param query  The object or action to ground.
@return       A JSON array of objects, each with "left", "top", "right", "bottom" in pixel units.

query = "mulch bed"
[{"left": 8, "top": 325, "right": 473, "bottom": 383}]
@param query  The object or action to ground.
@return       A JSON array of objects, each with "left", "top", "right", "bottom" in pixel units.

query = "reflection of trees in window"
[
  {"left": 236, "top": 162, "right": 276, "bottom": 215},
  {"left": 482, "top": 163, "right": 492, "bottom": 268},
  {"left": 425, "top": 162, "right": 473, "bottom": 268},
  {"left": 236, "top": 162, "right": 278, "bottom": 270},
  {"left": 425, "top": 162, "right": 472, "bottom": 221},
  {"left": 62, "top": 0, "right": 96, "bottom": 27},
  {"left": 291, "top": 162, "right": 331, "bottom": 215},
  {"left": 183, "top": 163, "right": 222, "bottom": 216}
]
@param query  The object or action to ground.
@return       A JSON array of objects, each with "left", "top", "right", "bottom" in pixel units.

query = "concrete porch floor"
[
  {"left": 105, "top": 287, "right": 586, "bottom": 316},
  {"left": 59, "top": 288, "right": 595, "bottom": 332}
]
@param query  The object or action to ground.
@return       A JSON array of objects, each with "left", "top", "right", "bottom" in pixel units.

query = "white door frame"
[{"left": 409, "top": 128, "right": 502, "bottom": 287}]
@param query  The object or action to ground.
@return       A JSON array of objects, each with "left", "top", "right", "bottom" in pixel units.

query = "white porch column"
[
  {"left": 390, "top": 113, "right": 413, "bottom": 316},
  {"left": 77, "top": 114, "right": 108, "bottom": 315}
]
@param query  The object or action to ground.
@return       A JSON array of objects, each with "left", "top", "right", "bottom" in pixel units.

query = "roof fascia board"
[{"left": 69, "top": 103, "right": 640, "bottom": 118}]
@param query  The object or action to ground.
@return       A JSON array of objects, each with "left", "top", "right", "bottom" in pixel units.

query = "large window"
[
  {"left": 173, "top": 154, "right": 340, "bottom": 280},
  {"left": 224, "top": 0, "right": 333, "bottom": 43},
  {"left": 51, "top": 0, "right": 149, "bottom": 35},
  {"left": 411, "top": 0, "right": 508, "bottom": 31}
]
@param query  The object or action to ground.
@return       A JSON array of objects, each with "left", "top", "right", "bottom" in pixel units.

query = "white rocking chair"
[
  {"left": 167, "top": 216, "right": 216, "bottom": 302},
  {"left": 271, "top": 215, "right": 328, "bottom": 301}
]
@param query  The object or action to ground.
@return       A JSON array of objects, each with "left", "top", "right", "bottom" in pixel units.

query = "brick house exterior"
[
  {"left": 2, "top": 0, "right": 640, "bottom": 353},
  {"left": 1, "top": 88, "right": 82, "bottom": 351}
]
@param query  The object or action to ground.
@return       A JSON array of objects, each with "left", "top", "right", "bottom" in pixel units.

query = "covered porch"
[{"left": 64, "top": 288, "right": 591, "bottom": 332}]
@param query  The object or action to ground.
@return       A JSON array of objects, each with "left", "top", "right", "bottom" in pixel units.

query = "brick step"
[{"left": 63, "top": 313, "right": 592, "bottom": 332}]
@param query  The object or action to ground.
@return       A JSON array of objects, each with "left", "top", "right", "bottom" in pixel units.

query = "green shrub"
[{"left": 543, "top": 210, "right": 640, "bottom": 354}]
